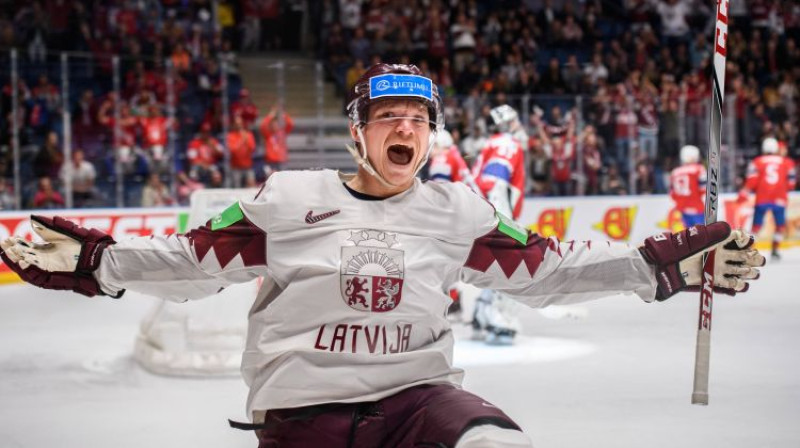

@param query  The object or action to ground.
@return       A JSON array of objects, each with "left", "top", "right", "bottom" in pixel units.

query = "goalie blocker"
[{"left": 2, "top": 218, "right": 763, "bottom": 302}]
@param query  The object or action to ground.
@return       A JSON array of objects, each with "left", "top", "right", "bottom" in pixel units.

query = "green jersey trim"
[
  {"left": 211, "top": 202, "right": 244, "bottom": 230},
  {"left": 496, "top": 212, "right": 528, "bottom": 245}
]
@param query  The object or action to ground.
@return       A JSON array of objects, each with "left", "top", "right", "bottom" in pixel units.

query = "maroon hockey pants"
[{"left": 254, "top": 384, "right": 521, "bottom": 448}]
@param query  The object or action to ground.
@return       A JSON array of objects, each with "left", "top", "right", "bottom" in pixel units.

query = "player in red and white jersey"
[
  {"left": 472, "top": 105, "right": 526, "bottom": 220},
  {"left": 1, "top": 64, "right": 765, "bottom": 448},
  {"left": 670, "top": 145, "right": 707, "bottom": 228},
  {"left": 469, "top": 105, "right": 529, "bottom": 344},
  {"left": 739, "top": 137, "right": 797, "bottom": 259},
  {"left": 427, "top": 129, "right": 479, "bottom": 192}
]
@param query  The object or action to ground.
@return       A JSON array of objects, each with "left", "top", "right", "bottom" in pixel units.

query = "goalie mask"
[{"left": 346, "top": 63, "right": 445, "bottom": 186}]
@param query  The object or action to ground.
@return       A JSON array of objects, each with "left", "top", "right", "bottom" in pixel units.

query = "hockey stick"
[{"left": 692, "top": 0, "right": 729, "bottom": 406}]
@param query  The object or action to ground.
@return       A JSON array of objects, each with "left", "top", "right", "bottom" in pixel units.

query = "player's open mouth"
[{"left": 387, "top": 144, "right": 414, "bottom": 165}]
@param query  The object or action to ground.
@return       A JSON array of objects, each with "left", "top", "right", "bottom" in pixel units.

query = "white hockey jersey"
[{"left": 95, "top": 170, "right": 657, "bottom": 417}]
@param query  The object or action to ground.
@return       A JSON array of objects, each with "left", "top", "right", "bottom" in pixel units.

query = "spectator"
[
  {"left": 562, "top": 54, "right": 582, "bottom": 93},
  {"left": 28, "top": 74, "right": 60, "bottom": 135},
  {"left": 451, "top": 12, "right": 477, "bottom": 73},
  {"left": 346, "top": 60, "right": 367, "bottom": 95},
  {"left": 581, "top": 126, "right": 604, "bottom": 196},
  {"left": 339, "top": 0, "right": 363, "bottom": 36},
  {"left": 528, "top": 137, "right": 552, "bottom": 196},
  {"left": 650, "top": 0, "right": 694, "bottom": 47},
  {"left": 230, "top": 88, "right": 259, "bottom": 129},
  {"left": 257, "top": 0, "right": 281, "bottom": 50},
  {"left": 97, "top": 99, "right": 141, "bottom": 174},
  {"left": 634, "top": 160, "right": 656, "bottom": 194},
  {"left": 540, "top": 57, "right": 568, "bottom": 95},
  {"left": 0, "top": 179, "right": 14, "bottom": 210},
  {"left": 33, "top": 131, "right": 64, "bottom": 180},
  {"left": 561, "top": 14, "right": 583, "bottom": 47},
  {"left": 139, "top": 105, "right": 172, "bottom": 174},
  {"left": 349, "top": 27, "right": 371, "bottom": 64},
  {"left": 227, "top": 114, "right": 257, "bottom": 188},
  {"left": 601, "top": 164, "right": 629, "bottom": 195},
  {"left": 207, "top": 169, "right": 225, "bottom": 189},
  {"left": 186, "top": 123, "right": 223, "bottom": 183},
  {"left": 60, "top": 149, "right": 97, "bottom": 208},
  {"left": 636, "top": 85, "right": 660, "bottom": 163},
  {"left": 613, "top": 86, "right": 638, "bottom": 176},
  {"left": 584, "top": 53, "right": 609, "bottom": 87},
  {"left": 73, "top": 89, "right": 100, "bottom": 147},
  {"left": 141, "top": 173, "right": 173, "bottom": 207},
  {"left": 534, "top": 112, "right": 575, "bottom": 196},
  {"left": 259, "top": 104, "right": 294, "bottom": 177},
  {"left": 31, "top": 177, "right": 65, "bottom": 209}
]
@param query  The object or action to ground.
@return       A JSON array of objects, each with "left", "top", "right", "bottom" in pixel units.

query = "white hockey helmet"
[
  {"left": 434, "top": 129, "right": 454, "bottom": 149},
  {"left": 762, "top": 137, "right": 779, "bottom": 154},
  {"left": 489, "top": 104, "right": 519, "bottom": 133},
  {"left": 680, "top": 145, "right": 700, "bottom": 164},
  {"left": 345, "top": 63, "right": 445, "bottom": 186}
]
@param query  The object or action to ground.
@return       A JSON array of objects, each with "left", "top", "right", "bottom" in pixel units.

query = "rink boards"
[{"left": 1, "top": 192, "right": 798, "bottom": 284}]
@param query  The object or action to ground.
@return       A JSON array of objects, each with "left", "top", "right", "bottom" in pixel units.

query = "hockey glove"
[
  {"left": 639, "top": 222, "right": 765, "bottom": 301},
  {"left": 0, "top": 216, "right": 123, "bottom": 298}
]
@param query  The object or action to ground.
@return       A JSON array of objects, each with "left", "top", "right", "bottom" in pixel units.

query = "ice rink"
[{"left": 1, "top": 250, "right": 798, "bottom": 448}]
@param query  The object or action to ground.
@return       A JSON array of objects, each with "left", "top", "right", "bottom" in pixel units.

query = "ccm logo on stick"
[{"left": 715, "top": 0, "right": 729, "bottom": 57}]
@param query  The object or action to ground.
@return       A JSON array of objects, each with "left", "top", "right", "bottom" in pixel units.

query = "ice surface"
[{"left": 0, "top": 250, "right": 798, "bottom": 447}]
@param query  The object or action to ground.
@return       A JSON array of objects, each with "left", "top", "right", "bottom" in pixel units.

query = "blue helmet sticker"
[{"left": 369, "top": 74, "right": 433, "bottom": 101}]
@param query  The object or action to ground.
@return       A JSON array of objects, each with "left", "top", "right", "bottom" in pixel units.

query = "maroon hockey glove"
[
  {"left": 0, "top": 215, "right": 123, "bottom": 298},
  {"left": 640, "top": 222, "right": 765, "bottom": 301}
]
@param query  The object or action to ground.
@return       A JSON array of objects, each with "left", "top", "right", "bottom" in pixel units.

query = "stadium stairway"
[{"left": 238, "top": 55, "right": 356, "bottom": 171}]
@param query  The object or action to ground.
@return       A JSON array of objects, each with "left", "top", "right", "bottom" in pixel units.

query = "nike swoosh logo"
[{"left": 305, "top": 209, "right": 340, "bottom": 224}]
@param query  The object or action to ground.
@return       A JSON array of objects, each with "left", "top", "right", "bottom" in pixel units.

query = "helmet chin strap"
[{"left": 346, "top": 125, "right": 436, "bottom": 189}]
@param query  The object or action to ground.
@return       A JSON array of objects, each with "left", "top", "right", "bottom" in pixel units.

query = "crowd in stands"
[
  {"left": 0, "top": 1, "right": 798, "bottom": 210},
  {"left": 318, "top": 0, "right": 800, "bottom": 196},
  {"left": 0, "top": 0, "right": 274, "bottom": 210}
]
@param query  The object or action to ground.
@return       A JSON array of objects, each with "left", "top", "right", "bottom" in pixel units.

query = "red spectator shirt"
[
  {"left": 259, "top": 114, "right": 294, "bottom": 164},
  {"left": 549, "top": 138, "right": 575, "bottom": 183},
  {"left": 670, "top": 163, "right": 707, "bottom": 214},
  {"left": 744, "top": 155, "right": 797, "bottom": 206},
  {"left": 104, "top": 116, "right": 138, "bottom": 148},
  {"left": 140, "top": 116, "right": 170, "bottom": 147},
  {"left": 227, "top": 130, "right": 257, "bottom": 169},
  {"left": 231, "top": 101, "right": 259, "bottom": 129},
  {"left": 187, "top": 137, "right": 223, "bottom": 167}
]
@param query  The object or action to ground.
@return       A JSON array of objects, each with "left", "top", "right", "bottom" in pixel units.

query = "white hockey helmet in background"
[
  {"left": 680, "top": 145, "right": 701, "bottom": 164},
  {"left": 434, "top": 129, "right": 454, "bottom": 149},
  {"left": 489, "top": 104, "right": 519, "bottom": 133},
  {"left": 762, "top": 137, "right": 779, "bottom": 154}
]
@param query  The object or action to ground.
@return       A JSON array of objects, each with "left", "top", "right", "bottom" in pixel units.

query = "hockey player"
[
  {"left": 470, "top": 104, "right": 528, "bottom": 345},
  {"left": 1, "top": 64, "right": 765, "bottom": 448},
  {"left": 670, "top": 145, "right": 707, "bottom": 228},
  {"left": 427, "top": 128, "right": 479, "bottom": 192},
  {"left": 738, "top": 137, "right": 797, "bottom": 260},
  {"left": 472, "top": 104, "right": 526, "bottom": 219}
]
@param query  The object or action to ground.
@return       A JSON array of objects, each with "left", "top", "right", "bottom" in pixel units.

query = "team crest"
[{"left": 340, "top": 230, "right": 404, "bottom": 312}]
